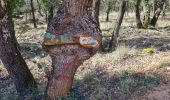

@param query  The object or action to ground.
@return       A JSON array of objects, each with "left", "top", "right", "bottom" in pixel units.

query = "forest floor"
[{"left": 0, "top": 12, "right": 170, "bottom": 100}]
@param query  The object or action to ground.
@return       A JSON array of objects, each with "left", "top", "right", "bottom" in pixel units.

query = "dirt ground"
[
  {"left": 133, "top": 83, "right": 170, "bottom": 100},
  {"left": 0, "top": 12, "right": 170, "bottom": 100}
]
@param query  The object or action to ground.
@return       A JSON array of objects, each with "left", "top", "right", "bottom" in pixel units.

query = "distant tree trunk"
[
  {"left": 93, "top": 0, "right": 101, "bottom": 26},
  {"left": 25, "top": 10, "right": 28, "bottom": 23},
  {"left": 0, "top": 0, "right": 37, "bottom": 99},
  {"left": 25, "top": 0, "right": 28, "bottom": 23},
  {"left": 143, "top": 0, "right": 151, "bottom": 28},
  {"left": 135, "top": 0, "right": 143, "bottom": 28},
  {"left": 30, "top": 0, "right": 37, "bottom": 28},
  {"left": 152, "top": 0, "right": 156, "bottom": 14},
  {"left": 108, "top": 0, "right": 127, "bottom": 52},
  {"left": 42, "top": 0, "right": 102, "bottom": 99},
  {"left": 150, "top": 0, "right": 165, "bottom": 26},
  {"left": 125, "top": 1, "right": 129, "bottom": 16},
  {"left": 36, "top": 0, "right": 43, "bottom": 16},
  {"left": 106, "top": 0, "right": 112, "bottom": 22},
  {"left": 162, "top": 0, "right": 167, "bottom": 17}
]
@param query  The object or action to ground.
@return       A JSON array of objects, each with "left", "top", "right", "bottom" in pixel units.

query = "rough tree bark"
[
  {"left": 42, "top": 0, "right": 102, "bottom": 99},
  {"left": 0, "top": 0, "right": 37, "bottom": 99},
  {"left": 108, "top": 0, "right": 127, "bottom": 52},
  {"left": 135, "top": 0, "right": 143, "bottom": 28},
  {"left": 150, "top": 0, "right": 165, "bottom": 26},
  {"left": 93, "top": 0, "right": 101, "bottom": 26},
  {"left": 30, "top": 0, "right": 37, "bottom": 28}
]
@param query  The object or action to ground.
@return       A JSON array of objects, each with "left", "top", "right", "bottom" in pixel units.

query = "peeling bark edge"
[{"left": 43, "top": 0, "right": 102, "bottom": 99}]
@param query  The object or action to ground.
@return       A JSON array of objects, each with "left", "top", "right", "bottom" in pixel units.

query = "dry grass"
[{"left": 0, "top": 12, "right": 170, "bottom": 99}]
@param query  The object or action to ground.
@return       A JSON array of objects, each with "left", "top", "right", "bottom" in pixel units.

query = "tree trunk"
[
  {"left": 93, "top": 0, "right": 101, "bottom": 26},
  {"left": 143, "top": 0, "right": 151, "bottom": 28},
  {"left": 162, "top": 0, "right": 167, "bottom": 17},
  {"left": 45, "top": 11, "right": 48, "bottom": 23},
  {"left": 106, "top": 1, "right": 112, "bottom": 22},
  {"left": 150, "top": 0, "right": 165, "bottom": 26},
  {"left": 36, "top": 0, "right": 43, "bottom": 17},
  {"left": 125, "top": 1, "right": 129, "bottom": 16},
  {"left": 0, "top": 0, "right": 37, "bottom": 99},
  {"left": 42, "top": 0, "right": 102, "bottom": 99},
  {"left": 108, "top": 0, "right": 127, "bottom": 52},
  {"left": 135, "top": 0, "right": 143, "bottom": 28},
  {"left": 25, "top": 10, "right": 28, "bottom": 23},
  {"left": 30, "top": 0, "right": 37, "bottom": 28},
  {"left": 25, "top": 0, "right": 29, "bottom": 24},
  {"left": 152, "top": 0, "right": 156, "bottom": 14}
]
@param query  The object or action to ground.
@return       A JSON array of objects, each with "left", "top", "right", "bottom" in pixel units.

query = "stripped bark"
[{"left": 42, "top": 0, "right": 102, "bottom": 99}]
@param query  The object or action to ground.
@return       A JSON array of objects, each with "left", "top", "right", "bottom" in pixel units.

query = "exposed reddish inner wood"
[{"left": 43, "top": 0, "right": 102, "bottom": 99}]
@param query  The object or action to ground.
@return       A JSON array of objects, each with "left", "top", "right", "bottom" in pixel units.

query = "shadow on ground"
[
  {"left": 0, "top": 35, "right": 170, "bottom": 99},
  {"left": 58, "top": 67, "right": 167, "bottom": 100},
  {"left": 121, "top": 36, "right": 170, "bottom": 51},
  {"left": 0, "top": 65, "right": 167, "bottom": 100}
]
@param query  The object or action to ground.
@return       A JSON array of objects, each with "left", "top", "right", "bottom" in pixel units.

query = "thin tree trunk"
[
  {"left": 106, "top": 1, "right": 112, "bottom": 22},
  {"left": 162, "top": 0, "right": 167, "bottom": 17},
  {"left": 153, "top": 0, "right": 156, "bottom": 14},
  {"left": 150, "top": 0, "right": 165, "bottom": 26},
  {"left": 143, "top": 0, "right": 151, "bottom": 28},
  {"left": 25, "top": 0, "right": 28, "bottom": 24},
  {"left": 135, "top": 0, "right": 143, "bottom": 28},
  {"left": 125, "top": 1, "right": 129, "bottom": 16},
  {"left": 45, "top": 11, "right": 48, "bottom": 23},
  {"left": 42, "top": 0, "right": 102, "bottom": 99},
  {"left": 150, "top": 10, "right": 162, "bottom": 26},
  {"left": 36, "top": 0, "right": 43, "bottom": 17},
  {"left": 0, "top": 0, "right": 37, "bottom": 98},
  {"left": 93, "top": 0, "right": 101, "bottom": 26},
  {"left": 108, "top": 0, "right": 127, "bottom": 52},
  {"left": 30, "top": 0, "right": 37, "bottom": 28},
  {"left": 26, "top": 10, "right": 28, "bottom": 23}
]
